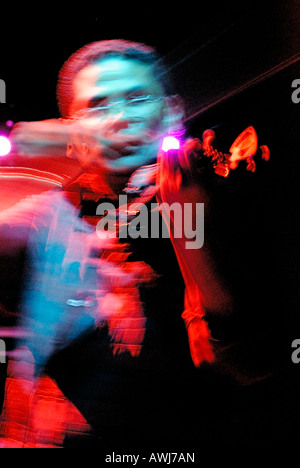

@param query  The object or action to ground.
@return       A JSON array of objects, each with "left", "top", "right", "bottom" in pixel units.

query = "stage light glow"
[
  {"left": 162, "top": 136, "right": 180, "bottom": 152},
  {"left": 0, "top": 136, "right": 11, "bottom": 156}
]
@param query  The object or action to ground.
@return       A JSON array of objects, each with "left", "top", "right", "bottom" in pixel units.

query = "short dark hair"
[{"left": 57, "top": 39, "right": 175, "bottom": 118}]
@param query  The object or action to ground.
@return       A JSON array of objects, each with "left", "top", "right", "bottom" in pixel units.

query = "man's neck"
[{"left": 103, "top": 171, "right": 132, "bottom": 196}]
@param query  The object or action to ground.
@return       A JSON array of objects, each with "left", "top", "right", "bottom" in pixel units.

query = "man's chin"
[
  {"left": 101, "top": 146, "right": 158, "bottom": 174},
  {"left": 101, "top": 150, "right": 157, "bottom": 174}
]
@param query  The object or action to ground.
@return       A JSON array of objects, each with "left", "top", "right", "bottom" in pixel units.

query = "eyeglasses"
[{"left": 75, "top": 95, "right": 164, "bottom": 118}]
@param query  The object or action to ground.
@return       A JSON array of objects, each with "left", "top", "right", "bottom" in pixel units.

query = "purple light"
[
  {"left": 0, "top": 136, "right": 11, "bottom": 156},
  {"left": 6, "top": 120, "right": 14, "bottom": 128},
  {"left": 162, "top": 136, "right": 180, "bottom": 152}
]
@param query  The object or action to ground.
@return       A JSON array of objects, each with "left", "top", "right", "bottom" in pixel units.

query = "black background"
[{"left": 0, "top": 0, "right": 299, "bottom": 448}]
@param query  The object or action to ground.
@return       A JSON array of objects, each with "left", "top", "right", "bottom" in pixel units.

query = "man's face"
[{"left": 70, "top": 56, "right": 168, "bottom": 173}]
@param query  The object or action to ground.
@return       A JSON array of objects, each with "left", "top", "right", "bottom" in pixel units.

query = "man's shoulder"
[{"left": 0, "top": 189, "right": 72, "bottom": 227}]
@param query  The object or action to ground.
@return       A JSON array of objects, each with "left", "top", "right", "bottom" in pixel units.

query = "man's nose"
[
  {"left": 108, "top": 104, "right": 125, "bottom": 116},
  {"left": 106, "top": 98, "right": 126, "bottom": 113},
  {"left": 104, "top": 111, "right": 129, "bottom": 132}
]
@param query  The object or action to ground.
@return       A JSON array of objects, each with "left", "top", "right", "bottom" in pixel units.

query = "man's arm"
[{"left": 156, "top": 139, "right": 234, "bottom": 366}]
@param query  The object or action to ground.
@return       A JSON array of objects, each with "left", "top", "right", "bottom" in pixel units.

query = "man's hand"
[
  {"left": 67, "top": 113, "right": 142, "bottom": 165},
  {"left": 10, "top": 119, "right": 73, "bottom": 156},
  {"left": 9, "top": 114, "right": 142, "bottom": 164},
  {"left": 185, "top": 317, "right": 215, "bottom": 366},
  {"left": 157, "top": 138, "right": 203, "bottom": 193}
]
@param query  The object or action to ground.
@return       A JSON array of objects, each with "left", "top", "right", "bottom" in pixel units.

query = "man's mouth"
[
  {"left": 122, "top": 142, "right": 147, "bottom": 158},
  {"left": 103, "top": 142, "right": 142, "bottom": 160}
]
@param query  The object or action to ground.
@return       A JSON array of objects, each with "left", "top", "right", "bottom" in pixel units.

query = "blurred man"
[{"left": 0, "top": 40, "right": 233, "bottom": 448}]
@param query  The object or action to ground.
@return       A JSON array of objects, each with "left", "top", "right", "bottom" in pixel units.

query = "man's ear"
[
  {"left": 66, "top": 142, "right": 74, "bottom": 159},
  {"left": 162, "top": 95, "right": 185, "bottom": 134},
  {"left": 67, "top": 142, "right": 85, "bottom": 160}
]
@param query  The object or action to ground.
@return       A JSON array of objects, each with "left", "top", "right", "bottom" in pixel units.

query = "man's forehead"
[{"left": 73, "top": 57, "right": 162, "bottom": 103}]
